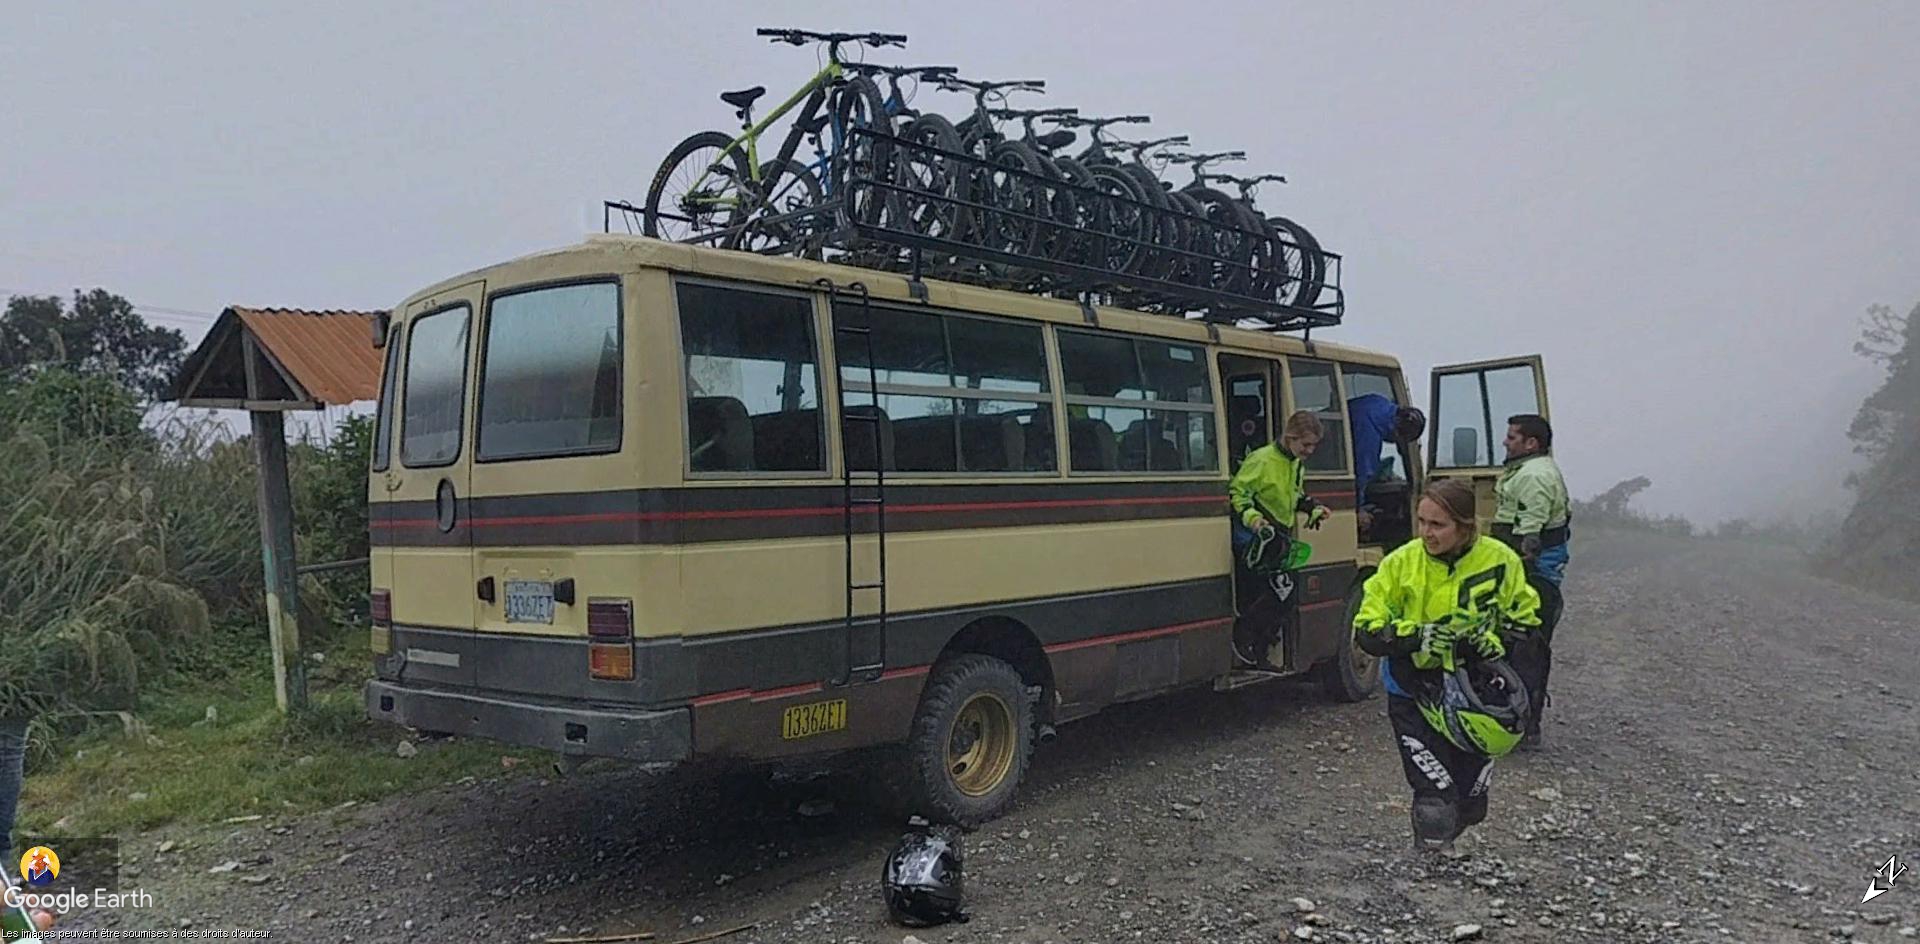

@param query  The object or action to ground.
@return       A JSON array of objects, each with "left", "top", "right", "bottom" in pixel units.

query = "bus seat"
[
  {"left": 687, "top": 396, "right": 753, "bottom": 471},
  {"left": 1022, "top": 415, "right": 1056, "bottom": 470},
  {"left": 1120, "top": 418, "right": 1181, "bottom": 472},
  {"left": 957, "top": 414, "right": 1025, "bottom": 472},
  {"left": 841, "top": 405, "right": 895, "bottom": 471},
  {"left": 751, "top": 409, "right": 825, "bottom": 471},
  {"left": 893, "top": 414, "right": 956, "bottom": 472},
  {"left": 1068, "top": 417, "right": 1119, "bottom": 471}
]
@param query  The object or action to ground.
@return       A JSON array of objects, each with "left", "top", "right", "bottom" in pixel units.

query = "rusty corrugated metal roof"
[{"left": 231, "top": 307, "right": 385, "bottom": 405}]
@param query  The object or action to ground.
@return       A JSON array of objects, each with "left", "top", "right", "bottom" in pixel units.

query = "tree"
[
  {"left": 1590, "top": 476, "right": 1652, "bottom": 516},
  {"left": 1846, "top": 302, "right": 1917, "bottom": 464},
  {"left": 0, "top": 289, "right": 188, "bottom": 400}
]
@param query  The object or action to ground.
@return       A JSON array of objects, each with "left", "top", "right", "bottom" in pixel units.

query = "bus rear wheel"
[
  {"left": 903, "top": 654, "right": 1034, "bottom": 826},
  {"left": 1318, "top": 580, "right": 1381, "bottom": 702}
]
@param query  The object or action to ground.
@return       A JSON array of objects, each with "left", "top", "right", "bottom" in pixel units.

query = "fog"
[{"left": 4, "top": 1, "right": 1914, "bottom": 524}]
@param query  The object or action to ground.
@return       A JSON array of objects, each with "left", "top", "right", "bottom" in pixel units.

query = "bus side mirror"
[
  {"left": 1451, "top": 426, "right": 1481, "bottom": 466},
  {"left": 371, "top": 311, "right": 391, "bottom": 348}
]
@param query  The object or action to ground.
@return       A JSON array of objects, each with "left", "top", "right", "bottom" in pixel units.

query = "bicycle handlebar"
[
  {"left": 1113, "top": 134, "right": 1189, "bottom": 150},
  {"left": 1052, "top": 114, "right": 1151, "bottom": 128},
  {"left": 935, "top": 76, "right": 1047, "bottom": 94},
  {"left": 1167, "top": 150, "right": 1247, "bottom": 164},
  {"left": 1208, "top": 172, "right": 1288, "bottom": 185},
  {"left": 988, "top": 107, "right": 1079, "bottom": 118},
  {"left": 847, "top": 63, "right": 959, "bottom": 78},
  {"left": 756, "top": 28, "right": 908, "bottom": 48}
]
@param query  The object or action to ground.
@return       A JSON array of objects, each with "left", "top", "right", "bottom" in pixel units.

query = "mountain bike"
[
  {"left": 1051, "top": 115, "right": 1161, "bottom": 274},
  {"left": 642, "top": 28, "right": 904, "bottom": 251},
  {"left": 1200, "top": 172, "right": 1325, "bottom": 309}
]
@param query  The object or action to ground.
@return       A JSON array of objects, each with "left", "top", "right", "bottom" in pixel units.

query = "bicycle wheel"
[
  {"left": 645, "top": 131, "right": 753, "bottom": 243},
  {"left": 1163, "top": 190, "right": 1208, "bottom": 288},
  {"left": 892, "top": 113, "right": 968, "bottom": 245},
  {"left": 831, "top": 76, "right": 892, "bottom": 227},
  {"left": 1184, "top": 186, "right": 1256, "bottom": 297},
  {"left": 1270, "top": 216, "right": 1326, "bottom": 309},
  {"left": 1049, "top": 155, "right": 1098, "bottom": 273},
  {"left": 986, "top": 140, "right": 1049, "bottom": 269},
  {"left": 1088, "top": 165, "right": 1150, "bottom": 276},
  {"left": 736, "top": 159, "right": 826, "bottom": 257}
]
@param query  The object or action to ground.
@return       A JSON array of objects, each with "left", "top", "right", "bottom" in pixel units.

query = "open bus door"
[{"left": 1425, "top": 355, "right": 1551, "bottom": 530}]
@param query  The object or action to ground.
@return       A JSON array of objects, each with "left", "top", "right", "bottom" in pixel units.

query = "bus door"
[
  {"left": 384, "top": 281, "right": 484, "bottom": 688},
  {"left": 1219, "top": 354, "right": 1277, "bottom": 466},
  {"left": 466, "top": 280, "right": 631, "bottom": 699},
  {"left": 1426, "top": 355, "right": 1552, "bottom": 528},
  {"left": 1217, "top": 353, "right": 1281, "bottom": 621}
]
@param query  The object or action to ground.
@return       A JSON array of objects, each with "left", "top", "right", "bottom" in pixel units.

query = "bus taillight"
[
  {"left": 587, "top": 598, "right": 635, "bottom": 681},
  {"left": 370, "top": 589, "right": 392, "bottom": 654}
]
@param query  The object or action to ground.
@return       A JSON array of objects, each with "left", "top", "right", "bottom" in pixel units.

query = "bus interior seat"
[
  {"left": 1021, "top": 415, "right": 1056, "bottom": 470},
  {"left": 892, "top": 414, "right": 957, "bottom": 472},
  {"left": 687, "top": 396, "right": 754, "bottom": 471},
  {"left": 1121, "top": 418, "right": 1181, "bottom": 471},
  {"left": 957, "top": 414, "right": 1026, "bottom": 472},
  {"left": 840, "top": 405, "right": 895, "bottom": 471},
  {"left": 750, "top": 409, "right": 826, "bottom": 471},
  {"left": 1068, "top": 417, "right": 1120, "bottom": 471}
]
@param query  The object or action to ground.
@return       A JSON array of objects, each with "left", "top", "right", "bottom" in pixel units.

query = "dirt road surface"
[{"left": 59, "top": 530, "right": 1919, "bottom": 943}]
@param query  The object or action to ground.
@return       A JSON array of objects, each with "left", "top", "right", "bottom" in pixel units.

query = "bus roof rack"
[{"left": 604, "top": 128, "right": 1343, "bottom": 331}]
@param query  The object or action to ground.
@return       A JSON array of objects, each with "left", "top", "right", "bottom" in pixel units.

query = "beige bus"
[{"left": 363, "top": 236, "right": 1549, "bottom": 824}]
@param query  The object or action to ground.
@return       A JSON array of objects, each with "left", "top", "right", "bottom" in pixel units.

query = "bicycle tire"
[
  {"left": 1059, "top": 154, "right": 1105, "bottom": 272},
  {"left": 1088, "top": 164, "right": 1150, "bottom": 276},
  {"left": 830, "top": 76, "right": 892, "bottom": 228},
  {"left": 986, "top": 139, "right": 1050, "bottom": 270},
  {"left": 1114, "top": 162, "right": 1180, "bottom": 286},
  {"left": 1270, "top": 216, "right": 1326, "bottom": 309},
  {"left": 737, "top": 158, "right": 826, "bottom": 258},
  {"left": 893, "top": 113, "right": 970, "bottom": 248},
  {"left": 644, "top": 130, "right": 753, "bottom": 243},
  {"left": 1183, "top": 186, "right": 1255, "bottom": 297},
  {"left": 1163, "top": 190, "right": 1208, "bottom": 287}
]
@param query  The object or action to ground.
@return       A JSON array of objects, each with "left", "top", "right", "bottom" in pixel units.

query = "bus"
[{"left": 363, "top": 235, "right": 1550, "bottom": 824}]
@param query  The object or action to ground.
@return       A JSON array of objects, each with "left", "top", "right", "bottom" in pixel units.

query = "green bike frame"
[{"left": 687, "top": 60, "right": 846, "bottom": 209}]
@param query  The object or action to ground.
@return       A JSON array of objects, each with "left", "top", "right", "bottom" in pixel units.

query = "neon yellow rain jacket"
[{"left": 1353, "top": 535, "right": 1542, "bottom": 697}]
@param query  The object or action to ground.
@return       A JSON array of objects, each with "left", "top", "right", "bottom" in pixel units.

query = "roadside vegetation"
[{"left": 2, "top": 291, "right": 525, "bottom": 837}]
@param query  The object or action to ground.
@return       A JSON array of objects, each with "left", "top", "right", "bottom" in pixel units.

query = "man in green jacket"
[
  {"left": 1228, "top": 411, "right": 1330, "bottom": 668},
  {"left": 1490, "top": 413, "right": 1570, "bottom": 750}
]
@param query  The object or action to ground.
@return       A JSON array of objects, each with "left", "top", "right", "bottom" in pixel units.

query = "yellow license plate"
[{"left": 781, "top": 699, "right": 848, "bottom": 740}]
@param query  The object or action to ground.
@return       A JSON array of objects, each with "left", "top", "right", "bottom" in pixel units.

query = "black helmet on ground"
[{"left": 882, "top": 823, "right": 969, "bottom": 927}]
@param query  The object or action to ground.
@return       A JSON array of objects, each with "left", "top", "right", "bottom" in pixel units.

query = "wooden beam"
[{"left": 249, "top": 410, "right": 307, "bottom": 712}]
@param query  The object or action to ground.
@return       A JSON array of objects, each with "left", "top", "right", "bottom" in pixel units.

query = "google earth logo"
[{"left": 19, "top": 847, "right": 58, "bottom": 887}]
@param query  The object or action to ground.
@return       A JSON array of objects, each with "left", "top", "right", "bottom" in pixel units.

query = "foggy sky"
[{"left": 4, "top": 1, "right": 1916, "bottom": 524}]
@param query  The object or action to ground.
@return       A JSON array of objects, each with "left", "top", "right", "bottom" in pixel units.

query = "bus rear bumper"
[{"left": 365, "top": 680, "right": 692, "bottom": 763}]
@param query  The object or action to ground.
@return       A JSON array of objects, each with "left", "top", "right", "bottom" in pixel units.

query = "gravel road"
[{"left": 62, "top": 529, "right": 1920, "bottom": 943}]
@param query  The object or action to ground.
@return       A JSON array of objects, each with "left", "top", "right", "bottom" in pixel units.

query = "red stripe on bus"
[
  {"left": 686, "top": 617, "right": 1231, "bottom": 706},
  {"left": 1042, "top": 616, "right": 1233, "bottom": 654},
  {"left": 370, "top": 493, "right": 1227, "bottom": 530},
  {"left": 1299, "top": 598, "right": 1347, "bottom": 612}
]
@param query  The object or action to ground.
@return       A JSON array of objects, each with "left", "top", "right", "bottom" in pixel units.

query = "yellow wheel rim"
[{"left": 948, "top": 692, "right": 1017, "bottom": 797}]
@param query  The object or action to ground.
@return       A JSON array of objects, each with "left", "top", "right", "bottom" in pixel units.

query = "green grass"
[{"left": 17, "top": 631, "right": 551, "bottom": 837}]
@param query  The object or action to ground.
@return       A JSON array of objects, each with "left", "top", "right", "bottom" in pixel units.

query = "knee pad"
[
  {"left": 1458, "top": 793, "right": 1488, "bottom": 828},
  {"left": 1411, "top": 795, "right": 1459, "bottom": 843}
]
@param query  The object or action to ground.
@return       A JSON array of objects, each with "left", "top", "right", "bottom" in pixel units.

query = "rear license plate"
[
  {"left": 781, "top": 699, "right": 848, "bottom": 740},
  {"left": 503, "top": 580, "right": 554, "bottom": 624}
]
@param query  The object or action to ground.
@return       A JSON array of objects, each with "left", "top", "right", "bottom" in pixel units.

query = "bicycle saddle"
[
  {"left": 721, "top": 87, "right": 768, "bottom": 109},
  {"left": 1037, "top": 129, "right": 1076, "bottom": 150}
]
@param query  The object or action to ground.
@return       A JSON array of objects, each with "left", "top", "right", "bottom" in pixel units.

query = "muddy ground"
[{"left": 53, "top": 529, "right": 1920, "bottom": 943}]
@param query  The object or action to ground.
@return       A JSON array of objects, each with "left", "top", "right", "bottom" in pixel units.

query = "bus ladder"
[{"left": 819, "top": 278, "right": 888, "bottom": 685}]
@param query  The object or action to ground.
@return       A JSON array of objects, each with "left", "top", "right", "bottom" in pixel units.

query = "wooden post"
[{"left": 249, "top": 409, "right": 307, "bottom": 713}]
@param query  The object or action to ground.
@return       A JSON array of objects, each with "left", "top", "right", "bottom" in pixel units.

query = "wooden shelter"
[{"left": 170, "top": 307, "right": 386, "bottom": 711}]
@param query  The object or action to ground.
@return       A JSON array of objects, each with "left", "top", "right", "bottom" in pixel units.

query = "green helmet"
[{"left": 1416, "top": 658, "right": 1530, "bottom": 758}]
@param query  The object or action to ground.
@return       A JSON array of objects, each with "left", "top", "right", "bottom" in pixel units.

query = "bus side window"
[
  {"left": 677, "top": 283, "right": 824, "bottom": 474},
  {"left": 1286, "top": 358, "right": 1351, "bottom": 475}
]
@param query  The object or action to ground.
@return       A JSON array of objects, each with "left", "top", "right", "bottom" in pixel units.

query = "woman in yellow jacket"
[{"left": 1354, "top": 478, "right": 1541, "bottom": 853}]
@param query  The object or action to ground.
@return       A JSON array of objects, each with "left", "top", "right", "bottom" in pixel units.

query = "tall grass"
[{"left": 0, "top": 369, "right": 371, "bottom": 739}]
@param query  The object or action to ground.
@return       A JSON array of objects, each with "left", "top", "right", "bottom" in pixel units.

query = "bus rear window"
[
  {"left": 370, "top": 327, "right": 401, "bottom": 472},
  {"left": 477, "top": 282, "right": 622, "bottom": 461},
  {"left": 399, "top": 305, "right": 471, "bottom": 468}
]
